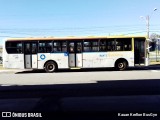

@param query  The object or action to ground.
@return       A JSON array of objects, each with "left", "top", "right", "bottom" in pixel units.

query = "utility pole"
[
  {"left": 146, "top": 15, "right": 150, "bottom": 39},
  {"left": 146, "top": 15, "right": 150, "bottom": 66}
]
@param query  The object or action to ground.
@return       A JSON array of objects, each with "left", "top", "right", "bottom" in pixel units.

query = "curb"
[{"left": 0, "top": 69, "right": 26, "bottom": 73}]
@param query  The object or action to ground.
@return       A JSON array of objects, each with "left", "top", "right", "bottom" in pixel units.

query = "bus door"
[
  {"left": 68, "top": 41, "right": 82, "bottom": 67},
  {"left": 24, "top": 42, "right": 38, "bottom": 69},
  {"left": 134, "top": 39, "right": 145, "bottom": 64}
]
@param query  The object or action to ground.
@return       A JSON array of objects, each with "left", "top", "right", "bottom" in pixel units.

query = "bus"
[{"left": 3, "top": 36, "right": 147, "bottom": 72}]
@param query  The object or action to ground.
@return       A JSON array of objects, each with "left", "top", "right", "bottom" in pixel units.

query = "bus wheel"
[
  {"left": 44, "top": 61, "right": 57, "bottom": 73},
  {"left": 115, "top": 60, "right": 127, "bottom": 71}
]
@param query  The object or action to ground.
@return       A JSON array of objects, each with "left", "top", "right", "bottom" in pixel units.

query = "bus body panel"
[
  {"left": 82, "top": 51, "right": 134, "bottom": 68},
  {"left": 2, "top": 43, "right": 9, "bottom": 68},
  {"left": 83, "top": 52, "right": 109, "bottom": 68},
  {"left": 3, "top": 54, "right": 24, "bottom": 69},
  {"left": 68, "top": 53, "right": 82, "bottom": 67},
  {"left": 37, "top": 53, "right": 69, "bottom": 69},
  {"left": 25, "top": 55, "right": 31, "bottom": 68},
  {"left": 127, "top": 52, "right": 134, "bottom": 66},
  {"left": 50, "top": 53, "right": 69, "bottom": 68},
  {"left": 107, "top": 51, "right": 134, "bottom": 67},
  {"left": 32, "top": 54, "right": 38, "bottom": 68},
  {"left": 69, "top": 54, "right": 75, "bottom": 67},
  {"left": 38, "top": 53, "right": 51, "bottom": 69},
  {"left": 76, "top": 53, "right": 82, "bottom": 67}
]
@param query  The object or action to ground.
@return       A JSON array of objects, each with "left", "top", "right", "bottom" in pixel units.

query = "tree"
[
  {"left": 150, "top": 33, "right": 160, "bottom": 51},
  {"left": 150, "top": 33, "right": 160, "bottom": 42}
]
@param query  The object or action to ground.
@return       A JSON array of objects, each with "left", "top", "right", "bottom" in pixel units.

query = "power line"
[{"left": 0, "top": 24, "right": 159, "bottom": 30}]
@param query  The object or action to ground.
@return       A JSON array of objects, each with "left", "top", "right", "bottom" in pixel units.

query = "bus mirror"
[
  {"left": 146, "top": 39, "right": 152, "bottom": 42},
  {"left": 146, "top": 46, "right": 152, "bottom": 49}
]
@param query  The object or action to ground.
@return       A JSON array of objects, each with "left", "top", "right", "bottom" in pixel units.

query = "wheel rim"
[
  {"left": 118, "top": 63, "right": 124, "bottom": 69},
  {"left": 47, "top": 64, "right": 55, "bottom": 72}
]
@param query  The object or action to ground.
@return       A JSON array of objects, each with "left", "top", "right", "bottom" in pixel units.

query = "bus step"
[
  {"left": 70, "top": 67, "right": 81, "bottom": 69},
  {"left": 135, "top": 64, "right": 145, "bottom": 66}
]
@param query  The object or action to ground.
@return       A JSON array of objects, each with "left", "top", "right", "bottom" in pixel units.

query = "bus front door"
[
  {"left": 134, "top": 39, "right": 145, "bottom": 65},
  {"left": 24, "top": 42, "right": 38, "bottom": 69},
  {"left": 68, "top": 41, "right": 82, "bottom": 68}
]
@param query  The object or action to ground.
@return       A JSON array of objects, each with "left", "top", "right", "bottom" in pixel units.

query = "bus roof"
[{"left": 5, "top": 35, "right": 147, "bottom": 41}]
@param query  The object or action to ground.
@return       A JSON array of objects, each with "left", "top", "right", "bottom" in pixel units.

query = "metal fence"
[{"left": 149, "top": 51, "right": 160, "bottom": 62}]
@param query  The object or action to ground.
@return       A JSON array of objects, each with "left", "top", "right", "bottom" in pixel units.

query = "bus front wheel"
[
  {"left": 115, "top": 60, "right": 127, "bottom": 71},
  {"left": 44, "top": 61, "right": 57, "bottom": 73}
]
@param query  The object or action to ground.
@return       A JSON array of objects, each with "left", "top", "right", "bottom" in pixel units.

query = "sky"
[{"left": 0, "top": 0, "right": 160, "bottom": 44}]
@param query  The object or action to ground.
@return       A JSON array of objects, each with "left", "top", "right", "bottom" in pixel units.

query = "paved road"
[
  {"left": 0, "top": 66, "right": 160, "bottom": 119},
  {"left": 0, "top": 66, "right": 160, "bottom": 85}
]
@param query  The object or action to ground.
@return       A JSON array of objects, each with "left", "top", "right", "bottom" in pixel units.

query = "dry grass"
[{"left": 150, "top": 61, "right": 160, "bottom": 65}]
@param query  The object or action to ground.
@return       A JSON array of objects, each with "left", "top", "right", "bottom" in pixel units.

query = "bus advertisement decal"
[
  {"left": 64, "top": 52, "right": 69, "bottom": 56},
  {"left": 40, "top": 54, "right": 46, "bottom": 60}
]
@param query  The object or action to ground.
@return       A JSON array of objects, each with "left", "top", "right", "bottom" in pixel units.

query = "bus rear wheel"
[
  {"left": 115, "top": 60, "right": 127, "bottom": 71},
  {"left": 44, "top": 61, "right": 57, "bottom": 73}
]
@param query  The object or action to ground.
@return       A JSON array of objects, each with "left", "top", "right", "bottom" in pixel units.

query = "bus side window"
[
  {"left": 38, "top": 42, "right": 46, "bottom": 53},
  {"left": 17, "top": 48, "right": 22, "bottom": 53},
  {"left": 57, "top": 47, "right": 61, "bottom": 52},
  {"left": 106, "top": 39, "right": 115, "bottom": 51},
  {"left": 124, "top": 45, "right": 128, "bottom": 51},
  {"left": 62, "top": 41, "right": 67, "bottom": 52},
  {"left": 32, "top": 47, "right": 37, "bottom": 54},
  {"left": 123, "top": 39, "right": 131, "bottom": 51},
  {"left": 107, "top": 46, "right": 111, "bottom": 51},
  {"left": 53, "top": 41, "right": 63, "bottom": 52},
  {"left": 25, "top": 48, "right": 30, "bottom": 54},
  {"left": 46, "top": 41, "right": 53, "bottom": 53},
  {"left": 70, "top": 47, "right": 74, "bottom": 52},
  {"left": 39, "top": 48, "right": 43, "bottom": 53},
  {"left": 46, "top": 48, "right": 50, "bottom": 52},
  {"left": 99, "top": 40, "right": 106, "bottom": 51},
  {"left": 77, "top": 47, "right": 81, "bottom": 52},
  {"left": 43, "top": 48, "right": 46, "bottom": 53},
  {"left": 39, "top": 47, "right": 45, "bottom": 53},
  {"left": 83, "top": 41, "right": 91, "bottom": 52}
]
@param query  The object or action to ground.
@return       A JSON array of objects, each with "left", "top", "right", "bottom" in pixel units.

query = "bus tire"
[
  {"left": 115, "top": 60, "right": 127, "bottom": 71},
  {"left": 44, "top": 61, "right": 57, "bottom": 73}
]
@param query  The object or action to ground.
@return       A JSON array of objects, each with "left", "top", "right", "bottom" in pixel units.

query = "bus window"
[
  {"left": 17, "top": 43, "right": 23, "bottom": 53},
  {"left": 32, "top": 43, "right": 37, "bottom": 54},
  {"left": 83, "top": 41, "right": 91, "bottom": 52},
  {"left": 77, "top": 47, "right": 81, "bottom": 52},
  {"left": 69, "top": 47, "right": 74, "bottom": 52},
  {"left": 39, "top": 42, "right": 46, "bottom": 53},
  {"left": 25, "top": 43, "right": 31, "bottom": 54},
  {"left": 53, "top": 41, "right": 62, "bottom": 52},
  {"left": 6, "top": 41, "right": 23, "bottom": 54},
  {"left": 116, "top": 39, "right": 123, "bottom": 51},
  {"left": 92, "top": 40, "right": 99, "bottom": 52},
  {"left": 69, "top": 43, "right": 74, "bottom": 53},
  {"left": 123, "top": 39, "right": 131, "bottom": 51},
  {"left": 99, "top": 39, "right": 106, "bottom": 52},
  {"left": 62, "top": 41, "right": 67, "bottom": 52},
  {"left": 77, "top": 42, "right": 82, "bottom": 53},
  {"left": 106, "top": 39, "right": 115, "bottom": 51},
  {"left": 46, "top": 41, "right": 53, "bottom": 53},
  {"left": 115, "top": 38, "right": 132, "bottom": 51}
]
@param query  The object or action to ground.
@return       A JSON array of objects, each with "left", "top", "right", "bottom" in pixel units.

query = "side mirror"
[
  {"left": 146, "top": 46, "right": 152, "bottom": 50},
  {"left": 146, "top": 39, "right": 152, "bottom": 42}
]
